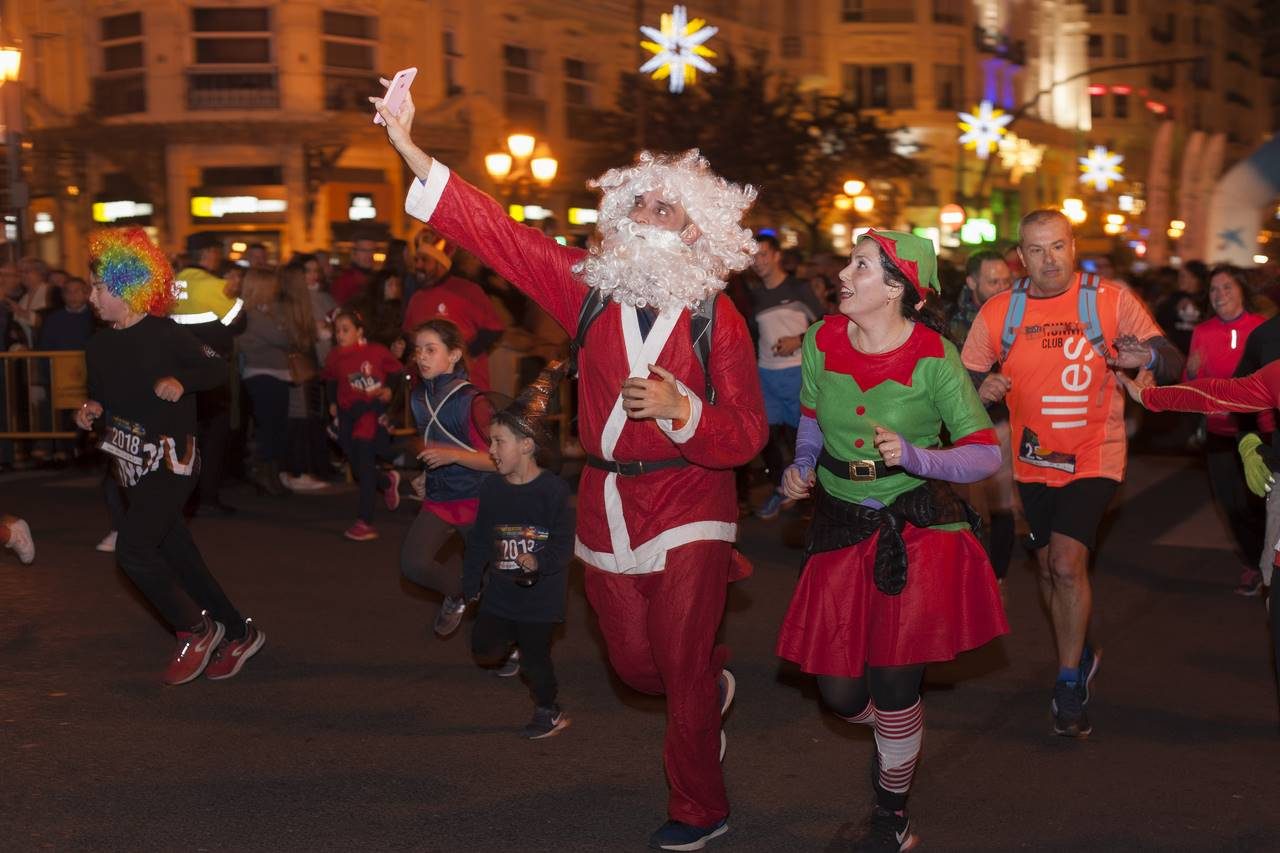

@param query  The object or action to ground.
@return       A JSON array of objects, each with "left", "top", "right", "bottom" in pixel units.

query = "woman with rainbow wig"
[{"left": 75, "top": 227, "right": 266, "bottom": 684}]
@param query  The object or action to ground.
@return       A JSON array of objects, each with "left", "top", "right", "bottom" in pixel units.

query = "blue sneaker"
[
  {"left": 648, "top": 818, "right": 729, "bottom": 851},
  {"left": 1078, "top": 645, "right": 1101, "bottom": 706},
  {"left": 1051, "top": 678, "right": 1092, "bottom": 738}
]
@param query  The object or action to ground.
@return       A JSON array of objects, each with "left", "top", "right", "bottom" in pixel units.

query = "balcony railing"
[
  {"left": 186, "top": 68, "right": 279, "bottom": 110},
  {"left": 324, "top": 72, "right": 381, "bottom": 111},
  {"left": 93, "top": 73, "right": 147, "bottom": 117}
]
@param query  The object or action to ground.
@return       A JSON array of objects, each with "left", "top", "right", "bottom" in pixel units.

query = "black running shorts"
[{"left": 1016, "top": 477, "right": 1119, "bottom": 552}]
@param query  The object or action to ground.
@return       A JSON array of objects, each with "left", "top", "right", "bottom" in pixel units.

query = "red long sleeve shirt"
[{"left": 1143, "top": 359, "right": 1280, "bottom": 420}]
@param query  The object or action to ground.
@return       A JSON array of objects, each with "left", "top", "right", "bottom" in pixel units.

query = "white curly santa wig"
[{"left": 573, "top": 149, "right": 758, "bottom": 310}]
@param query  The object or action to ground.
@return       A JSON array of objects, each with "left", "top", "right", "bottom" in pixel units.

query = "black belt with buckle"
[
  {"left": 585, "top": 455, "right": 690, "bottom": 476},
  {"left": 818, "top": 447, "right": 905, "bottom": 481}
]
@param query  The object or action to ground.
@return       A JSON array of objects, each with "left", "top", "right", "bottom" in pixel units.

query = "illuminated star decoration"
[
  {"left": 998, "top": 133, "right": 1045, "bottom": 184},
  {"left": 957, "top": 100, "right": 1013, "bottom": 160},
  {"left": 639, "top": 4, "right": 718, "bottom": 94},
  {"left": 1078, "top": 145, "right": 1124, "bottom": 192}
]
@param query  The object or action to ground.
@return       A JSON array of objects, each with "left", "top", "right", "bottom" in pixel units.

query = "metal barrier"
[{"left": 0, "top": 350, "right": 87, "bottom": 439}]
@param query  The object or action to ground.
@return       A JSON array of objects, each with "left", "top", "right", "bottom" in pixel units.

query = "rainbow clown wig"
[{"left": 88, "top": 227, "right": 177, "bottom": 316}]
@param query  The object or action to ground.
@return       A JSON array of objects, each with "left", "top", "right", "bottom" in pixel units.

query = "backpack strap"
[
  {"left": 690, "top": 296, "right": 716, "bottom": 405},
  {"left": 998, "top": 277, "right": 1032, "bottom": 363},
  {"left": 1076, "top": 272, "right": 1112, "bottom": 360},
  {"left": 569, "top": 287, "right": 608, "bottom": 381},
  {"left": 569, "top": 287, "right": 720, "bottom": 405}
]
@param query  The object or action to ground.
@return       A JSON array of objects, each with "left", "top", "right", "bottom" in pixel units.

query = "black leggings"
[
  {"left": 400, "top": 510, "right": 467, "bottom": 596},
  {"left": 472, "top": 611, "right": 558, "bottom": 707},
  {"left": 815, "top": 664, "right": 925, "bottom": 716},
  {"left": 350, "top": 438, "right": 392, "bottom": 523},
  {"left": 1204, "top": 434, "right": 1264, "bottom": 563},
  {"left": 117, "top": 469, "right": 245, "bottom": 638}
]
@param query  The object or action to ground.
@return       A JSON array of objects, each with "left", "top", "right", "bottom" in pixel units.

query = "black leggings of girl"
[
  {"left": 350, "top": 439, "right": 392, "bottom": 523},
  {"left": 116, "top": 469, "right": 245, "bottom": 638},
  {"left": 399, "top": 509, "right": 468, "bottom": 595}
]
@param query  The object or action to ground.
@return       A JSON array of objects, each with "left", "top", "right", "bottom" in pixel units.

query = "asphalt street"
[{"left": 2, "top": 453, "right": 1278, "bottom": 851}]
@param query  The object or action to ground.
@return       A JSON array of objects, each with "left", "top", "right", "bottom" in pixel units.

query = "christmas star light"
[
  {"left": 639, "top": 4, "right": 718, "bottom": 94},
  {"left": 957, "top": 101, "right": 1013, "bottom": 160},
  {"left": 1078, "top": 145, "right": 1124, "bottom": 192}
]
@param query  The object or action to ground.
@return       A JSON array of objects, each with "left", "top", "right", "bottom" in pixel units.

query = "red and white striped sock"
[
  {"left": 838, "top": 702, "right": 876, "bottom": 726},
  {"left": 874, "top": 698, "right": 924, "bottom": 796}
]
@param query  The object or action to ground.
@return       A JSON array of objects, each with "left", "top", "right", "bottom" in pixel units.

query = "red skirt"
[{"left": 775, "top": 525, "right": 1008, "bottom": 678}]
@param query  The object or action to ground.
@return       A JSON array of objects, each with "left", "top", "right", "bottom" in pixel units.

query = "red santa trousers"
[{"left": 584, "top": 539, "right": 733, "bottom": 828}]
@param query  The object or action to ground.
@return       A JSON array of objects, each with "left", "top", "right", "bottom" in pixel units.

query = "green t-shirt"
[{"left": 801, "top": 317, "right": 992, "bottom": 507}]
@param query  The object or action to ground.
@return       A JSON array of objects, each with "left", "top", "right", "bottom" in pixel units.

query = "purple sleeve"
[
  {"left": 792, "top": 414, "right": 823, "bottom": 474},
  {"left": 897, "top": 435, "right": 1001, "bottom": 483}
]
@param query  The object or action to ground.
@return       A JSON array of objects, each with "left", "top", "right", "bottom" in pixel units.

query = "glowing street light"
[
  {"left": 0, "top": 47, "right": 20, "bottom": 83},
  {"left": 843, "top": 179, "right": 866, "bottom": 197},
  {"left": 484, "top": 153, "right": 513, "bottom": 180},
  {"left": 1062, "top": 198, "right": 1087, "bottom": 225},
  {"left": 530, "top": 156, "right": 558, "bottom": 183},
  {"left": 506, "top": 133, "right": 535, "bottom": 159},
  {"left": 852, "top": 194, "right": 875, "bottom": 214}
]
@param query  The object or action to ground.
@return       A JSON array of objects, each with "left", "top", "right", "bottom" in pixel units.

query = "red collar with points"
[{"left": 815, "top": 315, "right": 945, "bottom": 392}]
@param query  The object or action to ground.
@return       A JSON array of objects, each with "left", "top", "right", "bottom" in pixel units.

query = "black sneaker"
[
  {"left": 521, "top": 704, "right": 570, "bottom": 739},
  {"left": 1051, "top": 678, "right": 1092, "bottom": 738},
  {"left": 853, "top": 807, "right": 918, "bottom": 851},
  {"left": 648, "top": 817, "right": 729, "bottom": 851}
]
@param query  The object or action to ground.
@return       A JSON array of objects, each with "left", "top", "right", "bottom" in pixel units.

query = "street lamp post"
[
  {"left": 0, "top": 45, "right": 24, "bottom": 260},
  {"left": 485, "top": 133, "right": 558, "bottom": 224},
  {"left": 831, "top": 178, "right": 875, "bottom": 251}
]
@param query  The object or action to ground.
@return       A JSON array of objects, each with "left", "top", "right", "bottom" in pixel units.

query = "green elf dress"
[{"left": 775, "top": 230, "right": 1009, "bottom": 678}]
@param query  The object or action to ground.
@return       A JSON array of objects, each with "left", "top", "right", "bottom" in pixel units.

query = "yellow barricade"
[{"left": 0, "top": 350, "right": 87, "bottom": 440}]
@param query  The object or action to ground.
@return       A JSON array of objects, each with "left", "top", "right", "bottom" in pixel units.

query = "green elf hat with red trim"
[{"left": 857, "top": 229, "right": 941, "bottom": 294}]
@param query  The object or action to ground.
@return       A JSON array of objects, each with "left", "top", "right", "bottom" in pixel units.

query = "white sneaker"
[
  {"left": 4, "top": 517, "right": 34, "bottom": 564},
  {"left": 96, "top": 530, "right": 118, "bottom": 553},
  {"left": 286, "top": 473, "right": 329, "bottom": 492}
]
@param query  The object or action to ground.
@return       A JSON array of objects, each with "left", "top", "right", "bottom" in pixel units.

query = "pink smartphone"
[{"left": 374, "top": 67, "right": 417, "bottom": 126}]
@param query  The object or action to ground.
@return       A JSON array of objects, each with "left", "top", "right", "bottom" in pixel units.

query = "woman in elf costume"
[{"left": 776, "top": 229, "right": 1008, "bottom": 851}]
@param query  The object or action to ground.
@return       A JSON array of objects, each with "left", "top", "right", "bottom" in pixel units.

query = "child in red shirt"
[{"left": 323, "top": 308, "right": 406, "bottom": 540}]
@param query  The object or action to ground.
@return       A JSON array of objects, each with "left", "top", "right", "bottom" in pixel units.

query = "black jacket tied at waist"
[{"left": 805, "top": 479, "right": 981, "bottom": 595}]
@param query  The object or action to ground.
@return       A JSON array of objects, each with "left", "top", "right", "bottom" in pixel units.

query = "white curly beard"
[{"left": 573, "top": 219, "right": 727, "bottom": 312}]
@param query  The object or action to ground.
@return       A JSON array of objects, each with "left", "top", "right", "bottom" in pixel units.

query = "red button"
[
  {"left": 856, "top": 406, "right": 866, "bottom": 415},
  {"left": 854, "top": 438, "right": 865, "bottom": 448}
]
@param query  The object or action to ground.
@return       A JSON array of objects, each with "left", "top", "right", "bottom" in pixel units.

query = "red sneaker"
[
  {"left": 204, "top": 619, "right": 266, "bottom": 681},
  {"left": 163, "top": 612, "right": 225, "bottom": 685},
  {"left": 383, "top": 470, "right": 401, "bottom": 511},
  {"left": 344, "top": 520, "right": 379, "bottom": 541}
]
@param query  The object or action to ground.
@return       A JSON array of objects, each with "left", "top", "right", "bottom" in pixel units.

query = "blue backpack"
[{"left": 998, "top": 273, "right": 1111, "bottom": 363}]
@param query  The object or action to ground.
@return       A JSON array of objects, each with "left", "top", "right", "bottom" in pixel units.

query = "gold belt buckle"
[{"left": 849, "top": 460, "right": 877, "bottom": 481}]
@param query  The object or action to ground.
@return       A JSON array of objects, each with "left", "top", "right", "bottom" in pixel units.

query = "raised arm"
[{"left": 373, "top": 81, "right": 585, "bottom": 332}]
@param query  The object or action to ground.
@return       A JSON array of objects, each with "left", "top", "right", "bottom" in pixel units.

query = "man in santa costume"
[{"left": 374, "top": 86, "right": 766, "bottom": 850}]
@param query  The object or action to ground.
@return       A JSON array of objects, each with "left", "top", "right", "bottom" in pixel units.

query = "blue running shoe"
[
  {"left": 1051, "top": 679, "right": 1092, "bottom": 738},
  {"left": 648, "top": 818, "right": 729, "bottom": 851}
]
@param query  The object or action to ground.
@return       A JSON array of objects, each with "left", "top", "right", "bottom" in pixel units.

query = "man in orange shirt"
[{"left": 962, "top": 210, "right": 1183, "bottom": 738}]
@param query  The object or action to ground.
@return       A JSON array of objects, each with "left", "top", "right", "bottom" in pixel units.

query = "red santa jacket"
[{"left": 405, "top": 161, "right": 767, "bottom": 574}]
